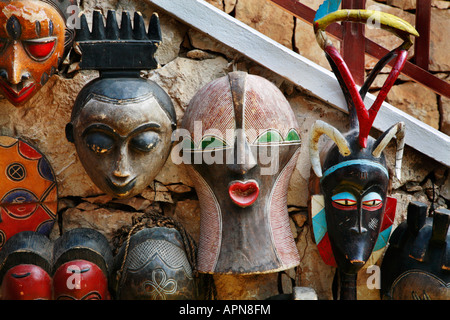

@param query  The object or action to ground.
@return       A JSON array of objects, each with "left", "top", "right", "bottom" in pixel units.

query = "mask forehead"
[
  {"left": 183, "top": 72, "right": 299, "bottom": 147},
  {"left": 53, "top": 260, "right": 109, "bottom": 300},
  {"left": 322, "top": 159, "right": 389, "bottom": 193},
  {"left": 243, "top": 74, "right": 298, "bottom": 143},
  {"left": 74, "top": 95, "right": 171, "bottom": 137},
  {"left": 0, "top": 2, "right": 60, "bottom": 39}
]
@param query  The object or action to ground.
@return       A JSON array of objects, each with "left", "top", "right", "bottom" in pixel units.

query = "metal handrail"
[{"left": 269, "top": 0, "right": 450, "bottom": 98}]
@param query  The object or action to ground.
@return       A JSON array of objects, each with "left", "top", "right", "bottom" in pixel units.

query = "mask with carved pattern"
[{"left": 180, "top": 71, "right": 301, "bottom": 274}]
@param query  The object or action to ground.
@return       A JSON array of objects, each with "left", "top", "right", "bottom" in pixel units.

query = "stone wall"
[{"left": 0, "top": 0, "right": 448, "bottom": 300}]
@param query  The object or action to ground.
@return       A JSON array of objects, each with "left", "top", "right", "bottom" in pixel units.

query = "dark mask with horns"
[{"left": 308, "top": 1, "right": 418, "bottom": 300}]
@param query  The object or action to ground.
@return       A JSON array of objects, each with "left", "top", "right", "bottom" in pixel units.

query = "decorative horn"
[
  {"left": 309, "top": 120, "right": 351, "bottom": 178},
  {"left": 313, "top": 4, "right": 418, "bottom": 149},
  {"left": 372, "top": 122, "right": 405, "bottom": 180}
]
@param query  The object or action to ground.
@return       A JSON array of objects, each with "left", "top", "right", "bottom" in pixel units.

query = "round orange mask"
[{"left": 0, "top": 0, "right": 66, "bottom": 106}]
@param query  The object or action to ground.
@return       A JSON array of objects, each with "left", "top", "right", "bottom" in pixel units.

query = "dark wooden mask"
[
  {"left": 65, "top": 11, "right": 176, "bottom": 199},
  {"left": 111, "top": 227, "right": 197, "bottom": 300},
  {"left": 318, "top": 133, "right": 390, "bottom": 274},
  {"left": 180, "top": 71, "right": 301, "bottom": 274},
  {"left": 381, "top": 202, "right": 450, "bottom": 300},
  {"left": 308, "top": 1, "right": 418, "bottom": 300}
]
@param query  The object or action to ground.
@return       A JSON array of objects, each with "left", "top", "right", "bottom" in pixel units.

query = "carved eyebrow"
[
  {"left": 129, "top": 123, "right": 161, "bottom": 136},
  {"left": 82, "top": 123, "right": 118, "bottom": 138},
  {"left": 11, "top": 272, "right": 31, "bottom": 279},
  {"left": 82, "top": 123, "right": 161, "bottom": 139}
]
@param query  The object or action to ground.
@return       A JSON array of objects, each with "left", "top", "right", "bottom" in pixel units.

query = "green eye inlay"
[
  {"left": 285, "top": 129, "right": 301, "bottom": 142},
  {"left": 256, "top": 130, "right": 283, "bottom": 144},
  {"left": 181, "top": 128, "right": 301, "bottom": 150},
  {"left": 200, "top": 136, "right": 228, "bottom": 150}
]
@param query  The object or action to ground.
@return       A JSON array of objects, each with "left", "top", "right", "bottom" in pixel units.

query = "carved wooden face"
[
  {"left": 53, "top": 260, "right": 110, "bottom": 300},
  {"left": 320, "top": 135, "right": 389, "bottom": 274},
  {"left": 181, "top": 72, "right": 301, "bottom": 274},
  {"left": 0, "top": 0, "right": 66, "bottom": 106},
  {"left": 1, "top": 264, "right": 52, "bottom": 300},
  {"left": 113, "top": 228, "right": 196, "bottom": 300},
  {"left": 68, "top": 78, "right": 175, "bottom": 199}
]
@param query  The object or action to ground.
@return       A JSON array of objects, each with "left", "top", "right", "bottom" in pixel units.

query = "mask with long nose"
[
  {"left": 318, "top": 132, "right": 391, "bottom": 274},
  {"left": 181, "top": 71, "right": 301, "bottom": 274},
  {"left": 308, "top": 1, "right": 418, "bottom": 299}
]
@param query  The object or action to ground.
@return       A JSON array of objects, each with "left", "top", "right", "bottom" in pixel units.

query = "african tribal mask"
[
  {"left": 112, "top": 227, "right": 197, "bottom": 300},
  {"left": 0, "top": 0, "right": 77, "bottom": 106},
  {"left": 180, "top": 71, "right": 301, "bottom": 274},
  {"left": 381, "top": 202, "right": 450, "bottom": 300},
  {"left": 52, "top": 228, "right": 113, "bottom": 300},
  {"left": 0, "top": 135, "right": 57, "bottom": 249},
  {"left": 0, "top": 231, "right": 53, "bottom": 300},
  {"left": 308, "top": 1, "right": 418, "bottom": 299},
  {"left": 65, "top": 11, "right": 176, "bottom": 199}
]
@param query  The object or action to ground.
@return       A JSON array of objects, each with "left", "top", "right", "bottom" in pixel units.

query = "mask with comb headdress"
[{"left": 65, "top": 10, "right": 176, "bottom": 199}]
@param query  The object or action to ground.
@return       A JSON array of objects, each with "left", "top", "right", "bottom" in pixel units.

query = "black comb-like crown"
[{"left": 75, "top": 10, "right": 162, "bottom": 71}]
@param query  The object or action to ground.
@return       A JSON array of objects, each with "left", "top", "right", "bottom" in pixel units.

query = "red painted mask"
[
  {"left": 53, "top": 260, "right": 110, "bottom": 300},
  {"left": 0, "top": 0, "right": 66, "bottom": 106},
  {"left": 1, "top": 264, "right": 52, "bottom": 300}
]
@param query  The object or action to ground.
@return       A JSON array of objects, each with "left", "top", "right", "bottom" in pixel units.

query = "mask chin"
[{"left": 331, "top": 238, "right": 373, "bottom": 274}]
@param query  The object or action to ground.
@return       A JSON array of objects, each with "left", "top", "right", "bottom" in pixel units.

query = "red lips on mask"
[{"left": 228, "top": 180, "right": 260, "bottom": 208}]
